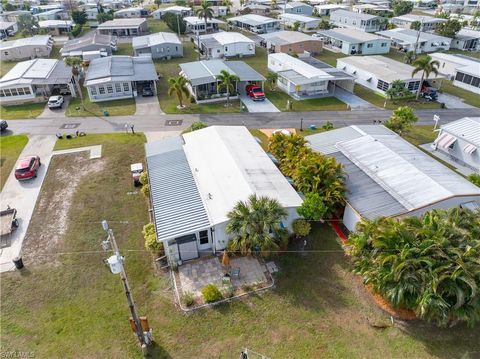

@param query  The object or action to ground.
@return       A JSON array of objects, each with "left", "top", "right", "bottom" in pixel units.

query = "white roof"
[
  {"left": 260, "top": 30, "right": 318, "bottom": 44},
  {"left": 441, "top": 117, "right": 480, "bottom": 147},
  {"left": 319, "top": 27, "right": 389, "bottom": 43},
  {"left": 456, "top": 28, "right": 480, "bottom": 40},
  {"left": 456, "top": 63, "right": 480, "bottom": 76},
  {"left": 227, "top": 14, "right": 279, "bottom": 26},
  {"left": 114, "top": 6, "right": 144, "bottom": 14},
  {"left": 152, "top": 5, "right": 191, "bottom": 13},
  {"left": 392, "top": 14, "right": 446, "bottom": 23},
  {"left": 286, "top": 1, "right": 311, "bottom": 8},
  {"left": 200, "top": 31, "right": 254, "bottom": 46},
  {"left": 376, "top": 28, "right": 451, "bottom": 45},
  {"left": 431, "top": 52, "right": 480, "bottom": 68},
  {"left": 0, "top": 21, "right": 16, "bottom": 30},
  {"left": 0, "top": 35, "right": 51, "bottom": 51},
  {"left": 314, "top": 4, "right": 348, "bottom": 9},
  {"left": 184, "top": 16, "right": 224, "bottom": 25},
  {"left": 270, "top": 53, "right": 332, "bottom": 80},
  {"left": 338, "top": 55, "right": 424, "bottom": 82},
  {"left": 97, "top": 18, "right": 146, "bottom": 29},
  {"left": 182, "top": 126, "right": 303, "bottom": 225},
  {"left": 279, "top": 13, "right": 319, "bottom": 23},
  {"left": 132, "top": 32, "right": 180, "bottom": 49},
  {"left": 39, "top": 20, "right": 73, "bottom": 27}
]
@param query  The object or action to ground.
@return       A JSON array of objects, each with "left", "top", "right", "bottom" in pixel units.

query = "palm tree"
[
  {"left": 196, "top": 0, "right": 214, "bottom": 34},
  {"left": 266, "top": 72, "right": 278, "bottom": 90},
  {"left": 403, "top": 51, "right": 414, "bottom": 64},
  {"left": 226, "top": 194, "right": 288, "bottom": 256},
  {"left": 221, "top": 0, "right": 232, "bottom": 13},
  {"left": 411, "top": 55, "right": 440, "bottom": 99},
  {"left": 216, "top": 69, "right": 239, "bottom": 106},
  {"left": 168, "top": 76, "right": 190, "bottom": 108},
  {"left": 64, "top": 56, "right": 84, "bottom": 109}
]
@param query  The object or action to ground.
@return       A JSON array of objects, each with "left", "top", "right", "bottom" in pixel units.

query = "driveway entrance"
[{"left": 240, "top": 94, "right": 280, "bottom": 113}]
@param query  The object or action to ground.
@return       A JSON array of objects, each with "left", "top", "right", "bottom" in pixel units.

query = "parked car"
[
  {"left": 15, "top": 156, "right": 41, "bottom": 181},
  {"left": 0, "top": 120, "right": 7, "bottom": 132},
  {"left": 245, "top": 84, "right": 265, "bottom": 101},
  {"left": 142, "top": 86, "right": 154, "bottom": 97},
  {"left": 48, "top": 95, "right": 64, "bottom": 109}
]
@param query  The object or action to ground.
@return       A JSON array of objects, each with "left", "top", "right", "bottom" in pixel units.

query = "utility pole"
[
  {"left": 197, "top": 29, "right": 201, "bottom": 61},
  {"left": 101, "top": 220, "right": 150, "bottom": 352}
]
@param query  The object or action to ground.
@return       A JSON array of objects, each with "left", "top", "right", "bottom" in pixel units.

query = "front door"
[
  {"left": 197, "top": 229, "right": 211, "bottom": 251},
  {"left": 176, "top": 234, "right": 199, "bottom": 261}
]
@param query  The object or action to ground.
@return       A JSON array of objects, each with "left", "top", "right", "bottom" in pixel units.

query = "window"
[
  {"left": 381, "top": 42, "right": 387, "bottom": 47},
  {"left": 463, "top": 74, "right": 473, "bottom": 85},
  {"left": 3, "top": 51, "right": 8, "bottom": 56},
  {"left": 10, "top": 88, "right": 18, "bottom": 96},
  {"left": 471, "top": 76, "right": 480, "bottom": 88},
  {"left": 367, "top": 43, "right": 373, "bottom": 48},
  {"left": 0, "top": 91, "right": 4, "bottom": 97},
  {"left": 455, "top": 72, "right": 464, "bottom": 82},
  {"left": 106, "top": 84, "right": 113, "bottom": 93},
  {"left": 90, "top": 86, "right": 97, "bottom": 95},
  {"left": 115, "top": 83, "right": 122, "bottom": 92},
  {"left": 407, "top": 81, "right": 420, "bottom": 91},
  {"left": 17, "top": 88, "right": 24, "bottom": 95},
  {"left": 199, "top": 230, "right": 209, "bottom": 245},
  {"left": 376, "top": 79, "right": 389, "bottom": 92},
  {"left": 123, "top": 82, "right": 130, "bottom": 91},
  {"left": 98, "top": 86, "right": 105, "bottom": 94},
  {"left": 24, "top": 87, "right": 31, "bottom": 95},
  {"left": 4, "top": 89, "right": 11, "bottom": 96}
]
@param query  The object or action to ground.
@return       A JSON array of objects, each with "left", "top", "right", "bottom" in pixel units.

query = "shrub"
[
  {"left": 143, "top": 222, "right": 163, "bottom": 252},
  {"left": 201, "top": 284, "right": 223, "bottom": 303},
  {"left": 222, "top": 285, "right": 235, "bottom": 298},
  {"left": 182, "top": 121, "right": 207, "bottom": 134},
  {"left": 292, "top": 219, "right": 311, "bottom": 238},
  {"left": 71, "top": 24, "right": 83, "bottom": 38},
  {"left": 182, "top": 291, "right": 195, "bottom": 307},
  {"left": 297, "top": 192, "right": 327, "bottom": 221},
  {"left": 139, "top": 171, "right": 149, "bottom": 197},
  {"left": 468, "top": 173, "right": 480, "bottom": 187}
]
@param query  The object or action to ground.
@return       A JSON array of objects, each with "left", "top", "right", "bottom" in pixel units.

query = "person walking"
[{"left": 130, "top": 124, "right": 135, "bottom": 135}]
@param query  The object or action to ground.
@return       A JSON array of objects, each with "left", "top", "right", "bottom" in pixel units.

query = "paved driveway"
[
  {"left": 135, "top": 95, "right": 164, "bottom": 116},
  {"left": 0, "top": 135, "right": 56, "bottom": 272},
  {"left": 37, "top": 96, "right": 71, "bottom": 119},
  {"left": 240, "top": 95, "right": 280, "bottom": 113},
  {"left": 333, "top": 87, "right": 375, "bottom": 109},
  {"left": 437, "top": 93, "right": 474, "bottom": 109}
]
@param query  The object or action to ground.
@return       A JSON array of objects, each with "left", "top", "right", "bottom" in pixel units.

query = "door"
[
  {"left": 176, "top": 234, "right": 199, "bottom": 261},
  {"left": 197, "top": 230, "right": 211, "bottom": 251}
]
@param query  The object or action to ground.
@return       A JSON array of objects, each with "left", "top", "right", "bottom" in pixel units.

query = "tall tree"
[
  {"left": 266, "top": 72, "right": 278, "bottom": 91},
  {"left": 391, "top": 0, "right": 413, "bottom": 16},
  {"left": 196, "top": 0, "right": 214, "bottom": 34},
  {"left": 17, "top": 13, "right": 38, "bottom": 36},
  {"left": 168, "top": 76, "right": 190, "bottom": 108},
  {"left": 436, "top": 19, "right": 462, "bottom": 38},
  {"left": 385, "top": 106, "right": 418, "bottom": 133},
  {"left": 226, "top": 194, "right": 288, "bottom": 256},
  {"left": 216, "top": 70, "right": 239, "bottom": 106},
  {"left": 403, "top": 50, "right": 414, "bottom": 64},
  {"left": 411, "top": 55, "right": 440, "bottom": 99},
  {"left": 64, "top": 57, "right": 85, "bottom": 109},
  {"left": 72, "top": 10, "right": 88, "bottom": 25}
]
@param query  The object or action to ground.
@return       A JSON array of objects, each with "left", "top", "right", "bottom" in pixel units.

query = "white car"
[{"left": 48, "top": 95, "right": 64, "bottom": 109}]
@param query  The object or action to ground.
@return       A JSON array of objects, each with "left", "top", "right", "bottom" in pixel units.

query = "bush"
[
  {"left": 162, "top": 12, "right": 186, "bottom": 34},
  {"left": 139, "top": 171, "right": 149, "bottom": 197},
  {"left": 182, "top": 121, "right": 208, "bottom": 134},
  {"left": 292, "top": 219, "right": 311, "bottom": 238},
  {"left": 143, "top": 222, "right": 163, "bottom": 252},
  {"left": 182, "top": 291, "right": 195, "bottom": 307},
  {"left": 297, "top": 192, "right": 327, "bottom": 221},
  {"left": 71, "top": 24, "right": 83, "bottom": 37},
  {"left": 201, "top": 284, "right": 223, "bottom": 303},
  {"left": 468, "top": 173, "right": 480, "bottom": 187}
]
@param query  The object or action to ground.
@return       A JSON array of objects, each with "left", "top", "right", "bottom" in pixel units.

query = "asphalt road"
[{"left": 3, "top": 108, "right": 480, "bottom": 136}]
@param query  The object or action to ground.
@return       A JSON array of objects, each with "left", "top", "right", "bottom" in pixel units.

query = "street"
[{"left": 3, "top": 108, "right": 480, "bottom": 136}]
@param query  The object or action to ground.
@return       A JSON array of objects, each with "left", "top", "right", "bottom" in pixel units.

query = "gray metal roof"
[
  {"left": 146, "top": 137, "right": 211, "bottom": 242},
  {"left": 331, "top": 9, "right": 380, "bottom": 20},
  {"left": 440, "top": 117, "right": 480, "bottom": 147},
  {"left": 61, "top": 32, "right": 115, "bottom": 53},
  {"left": 132, "top": 32, "right": 181, "bottom": 49},
  {"left": 319, "top": 28, "right": 388, "bottom": 44}
]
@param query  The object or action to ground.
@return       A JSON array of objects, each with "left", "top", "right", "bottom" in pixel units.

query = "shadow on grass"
[{"left": 146, "top": 341, "right": 173, "bottom": 359}]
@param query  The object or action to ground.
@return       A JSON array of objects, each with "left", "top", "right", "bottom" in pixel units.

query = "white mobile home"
[
  {"left": 199, "top": 32, "right": 255, "bottom": 59},
  {"left": 306, "top": 125, "right": 480, "bottom": 232},
  {"left": 330, "top": 9, "right": 383, "bottom": 33},
  {"left": 284, "top": 2, "right": 314, "bottom": 16},
  {"left": 278, "top": 13, "right": 320, "bottom": 31},
  {"left": 0, "top": 21, "right": 17, "bottom": 39},
  {"left": 114, "top": 7, "right": 149, "bottom": 18},
  {"left": 60, "top": 32, "right": 117, "bottom": 59},
  {"left": 451, "top": 29, "right": 480, "bottom": 51},
  {"left": 183, "top": 16, "right": 224, "bottom": 33},
  {"left": 314, "top": 4, "right": 348, "bottom": 16},
  {"left": 97, "top": 18, "right": 148, "bottom": 36},
  {"left": 453, "top": 63, "right": 480, "bottom": 95},
  {"left": 390, "top": 14, "right": 447, "bottom": 32},
  {"left": 227, "top": 14, "right": 280, "bottom": 34},
  {"left": 146, "top": 126, "right": 303, "bottom": 264},
  {"left": 432, "top": 117, "right": 480, "bottom": 173},
  {"left": 0, "top": 35, "right": 53, "bottom": 61},
  {"left": 376, "top": 28, "right": 451, "bottom": 53},
  {"left": 151, "top": 6, "right": 192, "bottom": 19},
  {"left": 132, "top": 32, "right": 183, "bottom": 59},
  {"left": 318, "top": 28, "right": 390, "bottom": 55}
]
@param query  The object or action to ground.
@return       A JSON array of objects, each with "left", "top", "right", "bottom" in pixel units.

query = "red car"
[
  {"left": 15, "top": 156, "right": 41, "bottom": 181},
  {"left": 246, "top": 84, "right": 265, "bottom": 101}
]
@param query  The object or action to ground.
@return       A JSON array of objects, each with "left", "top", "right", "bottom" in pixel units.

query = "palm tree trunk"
[
  {"left": 416, "top": 72, "right": 425, "bottom": 100},
  {"left": 226, "top": 90, "right": 230, "bottom": 107},
  {"left": 178, "top": 92, "right": 183, "bottom": 108},
  {"left": 74, "top": 74, "right": 84, "bottom": 109}
]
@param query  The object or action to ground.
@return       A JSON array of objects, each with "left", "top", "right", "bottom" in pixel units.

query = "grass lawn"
[
  {"left": 440, "top": 80, "right": 480, "bottom": 108},
  {"left": 0, "top": 135, "right": 28, "bottom": 190},
  {"left": 116, "top": 43, "right": 134, "bottom": 56},
  {"left": 0, "top": 61, "right": 18, "bottom": 77},
  {"left": 314, "top": 49, "right": 347, "bottom": 67},
  {"left": 354, "top": 84, "right": 442, "bottom": 110},
  {"left": 49, "top": 45, "right": 62, "bottom": 59},
  {"left": 0, "top": 102, "right": 46, "bottom": 119},
  {"left": 249, "top": 129, "right": 269, "bottom": 151},
  {"left": 445, "top": 48, "right": 480, "bottom": 60},
  {"left": 147, "top": 18, "right": 173, "bottom": 33},
  {"left": 66, "top": 88, "right": 136, "bottom": 117},
  {"left": 401, "top": 124, "right": 437, "bottom": 146},
  {"left": 267, "top": 90, "right": 348, "bottom": 111}
]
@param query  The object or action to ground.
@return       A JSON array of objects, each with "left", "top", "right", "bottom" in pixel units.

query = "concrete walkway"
[
  {"left": 333, "top": 87, "right": 375, "bottom": 109},
  {"left": 145, "top": 131, "right": 181, "bottom": 143},
  {"left": 53, "top": 145, "right": 102, "bottom": 159},
  {"left": 0, "top": 135, "right": 56, "bottom": 272},
  {"left": 135, "top": 95, "right": 164, "bottom": 116},
  {"left": 438, "top": 93, "right": 474, "bottom": 109},
  {"left": 240, "top": 95, "right": 280, "bottom": 113}
]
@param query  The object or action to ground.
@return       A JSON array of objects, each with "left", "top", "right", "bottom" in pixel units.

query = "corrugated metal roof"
[
  {"left": 440, "top": 117, "right": 480, "bottom": 147},
  {"left": 146, "top": 137, "right": 211, "bottom": 242},
  {"left": 0, "top": 59, "right": 71, "bottom": 88},
  {"left": 132, "top": 32, "right": 181, "bottom": 49}
]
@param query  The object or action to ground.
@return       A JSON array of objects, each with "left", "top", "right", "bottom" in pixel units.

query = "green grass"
[
  {"left": 401, "top": 125, "right": 437, "bottom": 146},
  {"left": 314, "top": 49, "right": 347, "bottom": 67},
  {"left": 0, "top": 135, "right": 29, "bottom": 190},
  {"left": 267, "top": 90, "right": 348, "bottom": 111},
  {"left": 354, "top": 84, "right": 442, "bottom": 110},
  {"left": 440, "top": 80, "right": 480, "bottom": 108},
  {"left": 116, "top": 43, "right": 134, "bottom": 56},
  {"left": 147, "top": 18, "right": 173, "bottom": 33},
  {"left": 53, "top": 133, "right": 143, "bottom": 151},
  {"left": 249, "top": 129, "right": 269, "bottom": 151},
  {"left": 49, "top": 45, "right": 62, "bottom": 59},
  {"left": 0, "top": 102, "right": 46, "bottom": 119},
  {"left": 0, "top": 61, "right": 18, "bottom": 77},
  {"left": 66, "top": 88, "right": 136, "bottom": 117}
]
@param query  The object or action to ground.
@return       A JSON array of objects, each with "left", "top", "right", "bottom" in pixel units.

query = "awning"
[
  {"left": 463, "top": 144, "right": 477, "bottom": 154},
  {"left": 435, "top": 133, "right": 457, "bottom": 149}
]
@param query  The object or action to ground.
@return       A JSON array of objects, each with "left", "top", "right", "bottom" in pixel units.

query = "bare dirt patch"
[{"left": 22, "top": 152, "right": 105, "bottom": 267}]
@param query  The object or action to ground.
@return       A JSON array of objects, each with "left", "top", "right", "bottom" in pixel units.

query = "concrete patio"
[{"left": 177, "top": 255, "right": 269, "bottom": 297}]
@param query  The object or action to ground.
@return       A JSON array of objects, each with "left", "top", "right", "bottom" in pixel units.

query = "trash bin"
[
  {"left": 103, "top": 110, "right": 109, "bottom": 116},
  {"left": 13, "top": 256, "right": 23, "bottom": 270}
]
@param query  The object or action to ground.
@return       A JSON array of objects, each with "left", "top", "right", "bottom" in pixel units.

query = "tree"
[
  {"left": 168, "top": 76, "right": 190, "bottom": 108},
  {"left": 72, "top": 10, "right": 88, "bottom": 25},
  {"left": 216, "top": 69, "right": 239, "bottom": 106},
  {"left": 385, "top": 106, "right": 418, "bottom": 133},
  {"left": 403, "top": 50, "right": 414, "bottom": 64},
  {"left": 162, "top": 12, "right": 186, "bottom": 34},
  {"left": 292, "top": 219, "right": 311, "bottom": 238},
  {"left": 221, "top": 0, "right": 232, "bottom": 13},
  {"left": 468, "top": 173, "right": 480, "bottom": 187},
  {"left": 3, "top": 2, "right": 15, "bottom": 11},
  {"left": 17, "top": 13, "right": 38, "bottom": 36},
  {"left": 411, "top": 55, "right": 440, "bottom": 99},
  {"left": 387, "top": 22, "right": 396, "bottom": 30},
  {"left": 227, "top": 194, "right": 288, "bottom": 256},
  {"left": 385, "top": 79, "right": 409, "bottom": 101},
  {"left": 270, "top": 0, "right": 277, "bottom": 10},
  {"left": 97, "top": 9, "right": 113, "bottom": 23},
  {"left": 175, "top": 0, "right": 187, "bottom": 5},
  {"left": 297, "top": 192, "right": 327, "bottom": 221},
  {"left": 154, "top": 0, "right": 162, "bottom": 5},
  {"left": 436, "top": 19, "right": 462, "bottom": 38},
  {"left": 410, "top": 20, "right": 421, "bottom": 30},
  {"left": 349, "top": 208, "right": 480, "bottom": 327},
  {"left": 71, "top": 24, "right": 83, "bottom": 37},
  {"left": 266, "top": 72, "right": 278, "bottom": 90},
  {"left": 64, "top": 57, "right": 85, "bottom": 110},
  {"left": 292, "top": 21, "right": 301, "bottom": 31},
  {"left": 139, "top": 171, "right": 149, "bottom": 197},
  {"left": 318, "top": 19, "right": 331, "bottom": 30},
  {"left": 196, "top": 0, "right": 214, "bottom": 35},
  {"left": 391, "top": 0, "right": 414, "bottom": 16}
]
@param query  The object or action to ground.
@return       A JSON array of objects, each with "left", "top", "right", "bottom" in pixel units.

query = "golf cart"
[{"left": 0, "top": 207, "right": 19, "bottom": 248}]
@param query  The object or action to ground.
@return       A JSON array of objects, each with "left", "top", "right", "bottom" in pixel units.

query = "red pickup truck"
[{"left": 245, "top": 84, "right": 265, "bottom": 101}]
